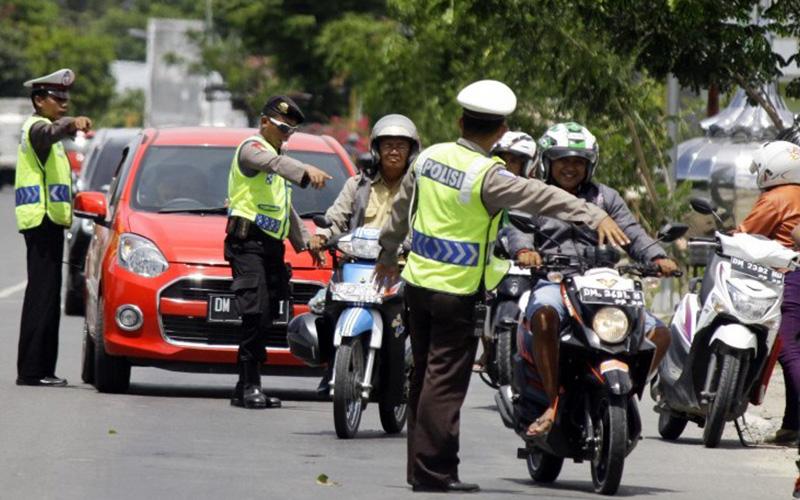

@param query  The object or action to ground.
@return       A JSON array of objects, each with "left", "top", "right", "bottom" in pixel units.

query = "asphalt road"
[{"left": 0, "top": 187, "right": 795, "bottom": 500}]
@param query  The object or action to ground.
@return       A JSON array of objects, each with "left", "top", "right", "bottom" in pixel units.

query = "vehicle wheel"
[
  {"left": 591, "top": 397, "right": 627, "bottom": 495},
  {"left": 93, "top": 299, "right": 131, "bottom": 394},
  {"left": 64, "top": 286, "right": 85, "bottom": 316},
  {"left": 81, "top": 323, "right": 95, "bottom": 384},
  {"left": 703, "top": 352, "right": 741, "bottom": 448},
  {"left": 657, "top": 412, "right": 687, "bottom": 441},
  {"left": 333, "top": 338, "right": 365, "bottom": 439},
  {"left": 495, "top": 326, "right": 515, "bottom": 387},
  {"left": 526, "top": 449, "right": 563, "bottom": 483},
  {"left": 379, "top": 342, "right": 411, "bottom": 434}
]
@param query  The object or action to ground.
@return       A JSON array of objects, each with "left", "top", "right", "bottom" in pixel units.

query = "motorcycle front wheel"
[
  {"left": 333, "top": 338, "right": 366, "bottom": 439},
  {"left": 703, "top": 352, "right": 741, "bottom": 448},
  {"left": 591, "top": 396, "right": 627, "bottom": 495}
]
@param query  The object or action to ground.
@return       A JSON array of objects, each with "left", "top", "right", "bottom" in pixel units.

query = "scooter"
[
  {"left": 495, "top": 216, "right": 687, "bottom": 495},
  {"left": 287, "top": 222, "right": 409, "bottom": 439},
  {"left": 652, "top": 198, "right": 800, "bottom": 448}
]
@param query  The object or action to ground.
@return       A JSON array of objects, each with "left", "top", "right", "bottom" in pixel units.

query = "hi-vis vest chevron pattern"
[
  {"left": 14, "top": 115, "right": 73, "bottom": 231},
  {"left": 227, "top": 135, "right": 291, "bottom": 240},
  {"left": 402, "top": 142, "right": 510, "bottom": 295}
]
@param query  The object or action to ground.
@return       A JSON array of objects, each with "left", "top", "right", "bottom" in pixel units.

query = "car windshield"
[{"left": 130, "top": 146, "right": 350, "bottom": 215}]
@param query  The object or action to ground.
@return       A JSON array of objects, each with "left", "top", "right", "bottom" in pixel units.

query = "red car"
[{"left": 74, "top": 127, "right": 354, "bottom": 393}]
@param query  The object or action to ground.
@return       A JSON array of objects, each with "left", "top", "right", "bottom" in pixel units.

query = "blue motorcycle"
[{"left": 288, "top": 224, "right": 409, "bottom": 439}]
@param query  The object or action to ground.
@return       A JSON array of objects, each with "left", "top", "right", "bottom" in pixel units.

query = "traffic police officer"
[
  {"left": 15, "top": 68, "right": 92, "bottom": 387},
  {"left": 225, "top": 95, "right": 330, "bottom": 409},
  {"left": 374, "top": 80, "right": 630, "bottom": 493}
]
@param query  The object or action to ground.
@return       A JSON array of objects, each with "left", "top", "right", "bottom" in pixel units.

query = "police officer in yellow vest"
[
  {"left": 14, "top": 68, "right": 92, "bottom": 387},
  {"left": 374, "top": 80, "right": 630, "bottom": 493},
  {"left": 226, "top": 95, "right": 331, "bottom": 409}
]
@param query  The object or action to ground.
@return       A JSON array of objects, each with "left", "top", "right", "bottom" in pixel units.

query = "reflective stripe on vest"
[
  {"left": 227, "top": 135, "right": 291, "bottom": 240},
  {"left": 14, "top": 115, "right": 73, "bottom": 230},
  {"left": 402, "top": 142, "right": 510, "bottom": 295}
]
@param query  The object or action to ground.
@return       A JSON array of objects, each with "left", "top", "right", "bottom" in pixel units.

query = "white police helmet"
[
  {"left": 750, "top": 140, "right": 800, "bottom": 190},
  {"left": 457, "top": 80, "right": 517, "bottom": 118},
  {"left": 491, "top": 131, "right": 539, "bottom": 177}
]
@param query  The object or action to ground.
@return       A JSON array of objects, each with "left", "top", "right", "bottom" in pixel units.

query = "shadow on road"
[
  {"left": 642, "top": 435, "right": 777, "bottom": 451},
  {"left": 125, "top": 383, "right": 328, "bottom": 402},
  {"left": 292, "top": 429, "right": 406, "bottom": 439},
  {"left": 503, "top": 477, "right": 676, "bottom": 497}
]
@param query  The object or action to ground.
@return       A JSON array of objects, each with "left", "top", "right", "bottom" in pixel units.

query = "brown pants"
[{"left": 405, "top": 284, "right": 479, "bottom": 487}]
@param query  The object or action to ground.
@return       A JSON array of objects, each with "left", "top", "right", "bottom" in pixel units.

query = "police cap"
[
  {"left": 457, "top": 79, "right": 517, "bottom": 121},
  {"left": 261, "top": 95, "right": 305, "bottom": 124},
  {"left": 24, "top": 68, "right": 75, "bottom": 100}
]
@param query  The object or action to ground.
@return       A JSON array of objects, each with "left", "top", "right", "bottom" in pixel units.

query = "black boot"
[{"left": 241, "top": 360, "right": 281, "bottom": 409}]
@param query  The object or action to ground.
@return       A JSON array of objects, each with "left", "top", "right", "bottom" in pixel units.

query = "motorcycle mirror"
[
  {"left": 356, "top": 152, "right": 375, "bottom": 172},
  {"left": 689, "top": 197, "right": 717, "bottom": 215},
  {"left": 312, "top": 214, "right": 332, "bottom": 228},
  {"left": 657, "top": 223, "right": 689, "bottom": 243}
]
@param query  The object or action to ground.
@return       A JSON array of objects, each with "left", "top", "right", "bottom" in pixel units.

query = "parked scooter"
[
  {"left": 652, "top": 198, "right": 800, "bottom": 448},
  {"left": 287, "top": 220, "right": 409, "bottom": 439},
  {"left": 496, "top": 215, "right": 687, "bottom": 495}
]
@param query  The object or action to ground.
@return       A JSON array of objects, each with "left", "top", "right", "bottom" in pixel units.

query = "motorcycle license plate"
[
  {"left": 730, "top": 256, "right": 783, "bottom": 285},
  {"left": 579, "top": 287, "right": 644, "bottom": 307},
  {"left": 207, "top": 294, "right": 290, "bottom": 325}
]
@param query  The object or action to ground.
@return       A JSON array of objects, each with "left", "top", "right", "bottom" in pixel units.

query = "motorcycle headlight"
[
  {"left": 308, "top": 288, "right": 326, "bottom": 314},
  {"left": 118, "top": 233, "right": 168, "bottom": 278},
  {"left": 726, "top": 282, "right": 776, "bottom": 322},
  {"left": 337, "top": 238, "right": 381, "bottom": 260},
  {"left": 592, "top": 307, "right": 629, "bottom": 344},
  {"left": 330, "top": 282, "right": 382, "bottom": 304}
]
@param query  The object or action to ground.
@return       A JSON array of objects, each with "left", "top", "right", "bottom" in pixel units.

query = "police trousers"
[
  {"left": 18, "top": 217, "right": 64, "bottom": 379},
  {"left": 404, "top": 283, "right": 479, "bottom": 487},
  {"left": 223, "top": 230, "right": 288, "bottom": 365}
]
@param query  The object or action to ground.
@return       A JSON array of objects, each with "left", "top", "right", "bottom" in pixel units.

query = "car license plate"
[
  {"left": 207, "top": 294, "right": 291, "bottom": 325},
  {"left": 579, "top": 287, "right": 644, "bottom": 307},
  {"left": 730, "top": 256, "right": 783, "bottom": 285}
]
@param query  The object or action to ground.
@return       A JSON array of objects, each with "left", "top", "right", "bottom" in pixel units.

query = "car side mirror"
[
  {"left": 657, "top": 223, "right": 689, "bottom": 243},
  {"left": 74, "top": 191, "right": 108, "bottom": 225},
  {"left": 689, "top": 197, "right": 717, "bottom": 215}
]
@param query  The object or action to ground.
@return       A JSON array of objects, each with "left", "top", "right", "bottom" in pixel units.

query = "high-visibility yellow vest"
[
  {"left": 402, "top": 142, "right": 510, "bottom": 295},
  {"left": 227, "top": 135, "right": 291, "bottom": 240},
  {"left": 14, "top": 115, "right": 73, "bottom": 231}
]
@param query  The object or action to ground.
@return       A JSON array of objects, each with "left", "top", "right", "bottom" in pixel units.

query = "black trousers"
[
  {"left": 223, "top": 231, "right": 288, "bottom": 367},
  {"left": 404, "top": 283, "right": 479, "bottom": 487},
  {"left": 18, "top": 217, "right": 65, "bottom": 379}
]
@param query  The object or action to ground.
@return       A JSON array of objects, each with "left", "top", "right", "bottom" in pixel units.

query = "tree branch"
[{"left": 735, "top": 75, "right": 784, "bottom": 129}]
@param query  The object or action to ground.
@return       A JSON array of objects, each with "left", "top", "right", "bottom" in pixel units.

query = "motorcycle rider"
[
  {"left": 308, "top": 114, "right": 420, "bottom": 393},
  {"left": 517, "top": 122, "right": 679, "bottom": 437},
  {"left": 737, "top": 140, "right": 800, "bottom": 447}
]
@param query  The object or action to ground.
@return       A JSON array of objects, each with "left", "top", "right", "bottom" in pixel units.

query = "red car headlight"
[{"left": 118, "top": 233, "right": 169, "bottom": 278}]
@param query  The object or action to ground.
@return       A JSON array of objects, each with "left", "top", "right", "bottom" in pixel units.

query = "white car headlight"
[
  {"left": 592, "top": 307, "right": 629, "bottom": 344},
  {"left": 330, "top": 282, "right": 382, "bottom": 304},
  {"left": 118, "top": 233, "right": 168, "bottom": 278},
  {"left": 726, "top": 282, "right": 776, "bottom": 322}
]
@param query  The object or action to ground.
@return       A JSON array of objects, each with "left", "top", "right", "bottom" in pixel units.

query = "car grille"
[{"left": 159, "top": 277, "right": 324, "bottom": 347}]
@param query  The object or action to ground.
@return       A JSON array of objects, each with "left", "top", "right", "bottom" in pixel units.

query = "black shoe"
[
  {"left": 412, "top": 481, "right": 480, "bottom": 493},
  {"left": 231, "top": 385, "right": 281, "bottom": 409},
  {"left": 16, "top": 376, "right": 68, "bottom": 387}
]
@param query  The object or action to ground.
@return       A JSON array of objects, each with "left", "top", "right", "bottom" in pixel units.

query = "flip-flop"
[{"left": 525, "top": 412, "right": 555, "bottom": 438}]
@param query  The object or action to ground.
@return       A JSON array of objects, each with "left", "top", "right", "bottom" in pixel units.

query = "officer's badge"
[{"left": 278, "top": 102, "right": 289, "bottom": 114}]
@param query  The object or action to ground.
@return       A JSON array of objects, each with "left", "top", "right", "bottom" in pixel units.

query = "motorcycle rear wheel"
[
  {"left": 591, "top": 397, "right": 627, "bottom": 495},
  {"left": 657, "top": 412, "right": 688, "bottom": 441},
  {"left": 526, "top": 449, "right": 563, "bottom": 483},
  {"left": 703, "top": 352, "right": 741, "bottom": 448},
  {"left": 333, "top": 338, "right": 366, "bottom": 439},
  {"left": 378, "top": 342, "right": 411, "bottom": 434}
]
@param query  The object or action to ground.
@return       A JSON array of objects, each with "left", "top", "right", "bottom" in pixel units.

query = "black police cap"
[{"left": 262, "top": 96, "right": 305, "bottom": 124}]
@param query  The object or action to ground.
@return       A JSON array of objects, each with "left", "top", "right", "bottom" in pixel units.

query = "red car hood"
[{"left": 126, "top": 212, "right": 319, "bottom": 268}]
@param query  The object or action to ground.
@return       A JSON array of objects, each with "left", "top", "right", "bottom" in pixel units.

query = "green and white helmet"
[{"left": 538, "top": 122, "right": 599, "bottom": 184}]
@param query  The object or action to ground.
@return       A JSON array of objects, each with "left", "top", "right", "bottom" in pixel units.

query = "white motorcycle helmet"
[
  {"left": 749, "top": 140, "right": 800, "bottom": 190},
  {"left": 369, "top": 114, "right": 421, "bottom": 169},
  {"left": 491, "top": 131, "right": 539, "bottom": 177}
]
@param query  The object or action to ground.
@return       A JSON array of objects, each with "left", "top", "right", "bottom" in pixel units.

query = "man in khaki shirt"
[{"left": 309, "top": 114, "right": 420, "bottom": 248}]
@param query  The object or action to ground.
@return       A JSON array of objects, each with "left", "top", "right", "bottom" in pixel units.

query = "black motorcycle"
[{"left": 495, "top": 219, "right": 686, "bottom": 495}]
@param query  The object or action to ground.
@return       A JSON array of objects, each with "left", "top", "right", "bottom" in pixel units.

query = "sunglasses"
[{"left": 269, "top": 116, "right": 297, "bottom": 135}]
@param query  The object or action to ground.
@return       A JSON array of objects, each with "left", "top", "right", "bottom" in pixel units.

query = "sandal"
[{"left": 525, "top": 407, "right": 556, "bottom": 438}]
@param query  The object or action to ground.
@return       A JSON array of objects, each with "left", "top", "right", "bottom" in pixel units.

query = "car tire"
[
  {"left": 81, "top": 323, "right": 95, "bottom": 384},
  {"left": 93, "top": 298, "right": 131, "bottom": 394}
]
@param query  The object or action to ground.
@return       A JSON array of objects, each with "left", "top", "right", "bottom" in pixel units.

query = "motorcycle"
[
  {"left": 495, "top": 215, "right": 687, "bottom": 495},
  {"left": 652, "top": 198, "right": 800, "bottom": 448},
  {"left": 287, "top": 221, "right": 410, "bottom": 439}
]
